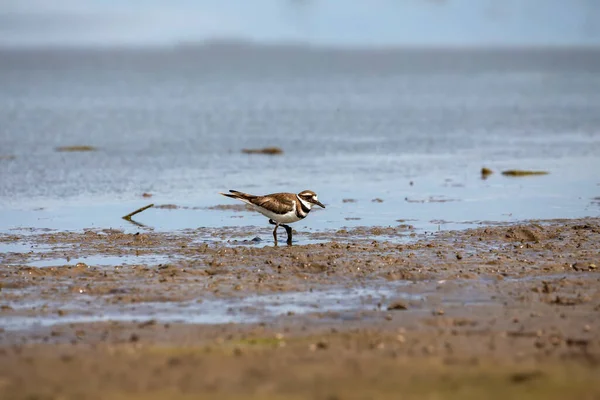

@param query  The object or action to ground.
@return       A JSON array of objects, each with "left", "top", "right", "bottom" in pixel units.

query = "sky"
[{"left": 1, "top": 0, "right": 599, "bottom": 48}]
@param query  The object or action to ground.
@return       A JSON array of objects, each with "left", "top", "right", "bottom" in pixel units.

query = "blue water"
[{"left": 1, "top": 46, "right": 599, "bottom": 234}]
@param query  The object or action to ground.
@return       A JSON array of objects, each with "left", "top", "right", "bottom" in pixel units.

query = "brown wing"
[{"left": 249, "top": 193, "right": 295, "bottom": 214}]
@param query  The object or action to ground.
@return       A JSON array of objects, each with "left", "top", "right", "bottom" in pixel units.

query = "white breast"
[{"left": 252, "top": 203, "right": 303, "bottom": 224}]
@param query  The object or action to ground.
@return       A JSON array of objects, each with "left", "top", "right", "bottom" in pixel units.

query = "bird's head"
[{"left": 298, "top": 190, "right": 325, "bottom": 209}]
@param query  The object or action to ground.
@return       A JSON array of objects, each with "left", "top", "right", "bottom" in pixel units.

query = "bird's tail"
[{"left": 219, "top": 189, "right": 255, "bottom": 201}]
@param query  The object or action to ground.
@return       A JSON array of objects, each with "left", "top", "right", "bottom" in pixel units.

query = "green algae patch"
[
  {"left": 502, "top": 169, "right": 549, "bottom": 177},
  {"left": 230, "top": 336, "right": 285, "bottom": 347},
  {"left": 56, "top": 145, "right": 98, "bottom": 152},
  {"left": 481, "top": 167, "right": 493, "bottom": 179}
]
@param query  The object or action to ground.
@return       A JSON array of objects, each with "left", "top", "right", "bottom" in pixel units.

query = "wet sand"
[{"left": 1, "top": 218, "right": 599, "bottom": 399}]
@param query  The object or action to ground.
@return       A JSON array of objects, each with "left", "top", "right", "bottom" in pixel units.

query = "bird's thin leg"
[
  {"left": 269, "top": 219, "right": 279, "bottom": 246},
  {"left": 282, "top": 224, "right": 293, "bottom": 246}
]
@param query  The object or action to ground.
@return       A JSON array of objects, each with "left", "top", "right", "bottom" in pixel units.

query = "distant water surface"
[{"left": 1, "top": 46, "right": 599, "bottom": 234}]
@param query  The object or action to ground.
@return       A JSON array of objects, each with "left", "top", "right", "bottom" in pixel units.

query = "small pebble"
[
  {"left": 309, "top": 341, "right": 329, "bottom": 351},
  {"left": 550, "top": 336, "right": 562, "bottom": 346},
  {"left": 387, "top": 301, "right": 408, "bottom": 311}
]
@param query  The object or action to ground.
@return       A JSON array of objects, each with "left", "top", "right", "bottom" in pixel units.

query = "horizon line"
[{"left": 2, "top": 37, "right": 600, "bottom": 52}]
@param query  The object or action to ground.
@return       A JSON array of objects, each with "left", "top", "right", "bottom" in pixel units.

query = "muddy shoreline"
[{"left": 1, "top": 218, "right": 599, "bottom": 399}]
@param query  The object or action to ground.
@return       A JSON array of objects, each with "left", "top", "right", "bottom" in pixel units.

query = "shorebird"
[{"left": 220, "top": 190, "right": 325, "bottom": 245}]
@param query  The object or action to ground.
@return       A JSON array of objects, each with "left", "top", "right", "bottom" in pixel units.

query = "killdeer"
[{"left": 220, "top": 190, "right": 325, "bottom": 245}]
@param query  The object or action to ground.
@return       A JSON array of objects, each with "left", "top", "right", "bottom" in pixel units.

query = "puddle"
[
  {"left": 0, "top": 242, "right": 52, "bottom": 253},
  {"left": 1, "top": 237, "right": 177, "bottom": 267},
  {"left": 20, "top": 254, "right": 174, "bottom": 268},
  {"left": 0, "top": 278, "right": 510, "bottom": 331},
  {"left": 27, "top": 254, "right": 173, "bottom": 268},
  {"left": 504, "top": 272, "right": 599, "bottom": 283},
  {"left": 0, "top": 281, "right": 421, "bottom": 331},
  {"left": 223, "top": 236, "right": 331, "bottom": 248},
  {"left": 2, "top": 270, "right": 594, "bottom": 331}
]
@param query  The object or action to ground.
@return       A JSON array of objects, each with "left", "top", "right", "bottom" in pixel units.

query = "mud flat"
[{"left": 1, "top": 218, "right": 599, "bottom": 399}]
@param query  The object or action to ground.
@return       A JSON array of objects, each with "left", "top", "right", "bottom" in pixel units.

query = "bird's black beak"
[{"left": 314, "top": 200, "right": 325, "bottom": 208}]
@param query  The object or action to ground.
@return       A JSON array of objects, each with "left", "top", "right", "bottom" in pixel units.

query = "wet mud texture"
[{"left": 1, "top": 218, "right": 600, "bottom": 399}]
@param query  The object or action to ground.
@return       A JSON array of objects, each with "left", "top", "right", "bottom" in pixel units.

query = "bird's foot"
[{"left": 282, "top": 224, "right": 293, "bottom": 246}]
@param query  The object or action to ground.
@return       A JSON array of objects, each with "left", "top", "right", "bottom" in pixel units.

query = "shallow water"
[
  {"left": 1, "top": 46, "right": 599, "bottom": 236},
  {"left": 2, "top": 271, "right": 559, "bottom": 331},
  {"left": 1, "top": 218, "right": 598, "bottom": 331},
  {"left": 24, "top": 254, "right": 174, "bottom": 268},
  {"left": 0, "top": 280, "right": 451, "bottom": 331}
]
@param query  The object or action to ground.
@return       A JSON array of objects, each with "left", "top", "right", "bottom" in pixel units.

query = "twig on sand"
[
  {"left": 241, "top": 147, "right": 283, "bottom": 155},
  {"left": 122, "top": 204, "right": 154, "bottom": 220}
]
